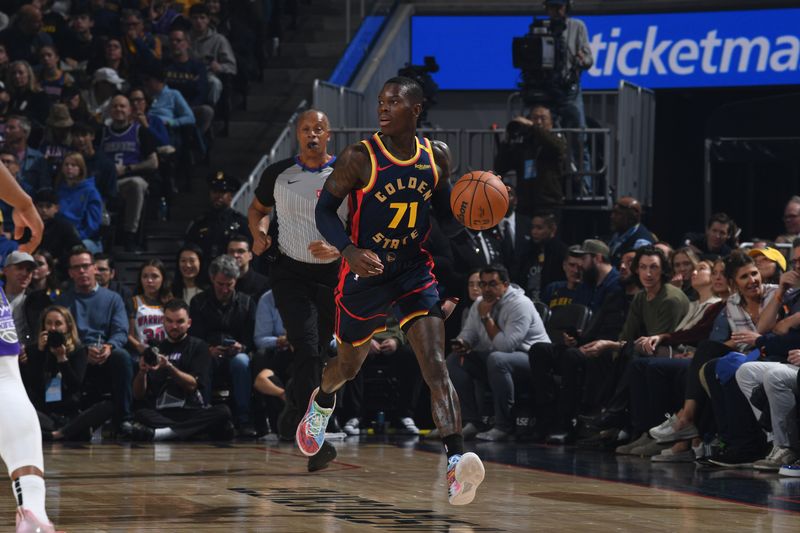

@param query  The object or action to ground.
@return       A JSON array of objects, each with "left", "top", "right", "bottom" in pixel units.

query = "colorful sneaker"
[
  {"left": 296, "top": 388, "right": 335, "bottom": 457},
  {"left": 447, "top": 452, "right": 485, "bottom": 505},
  {"left": 15, "top": 508, "right": 59, "bottom": 533}
]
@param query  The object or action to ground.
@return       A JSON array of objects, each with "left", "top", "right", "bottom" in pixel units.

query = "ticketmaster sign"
[{"left": 411, "top": 10, "right": 800, "bottom": 89}]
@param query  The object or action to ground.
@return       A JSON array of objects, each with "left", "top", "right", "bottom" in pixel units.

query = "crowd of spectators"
[{"left": 0, "top": 0, "right": 272, "bottom": 253}]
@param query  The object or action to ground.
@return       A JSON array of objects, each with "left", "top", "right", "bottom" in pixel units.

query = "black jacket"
[{"left": 189, "top": 289, "right": 256, "bottom": 353}]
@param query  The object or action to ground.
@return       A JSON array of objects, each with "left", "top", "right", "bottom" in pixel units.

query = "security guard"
[{"left": 185, "top": 171, "right": 251, "bottom": 262}]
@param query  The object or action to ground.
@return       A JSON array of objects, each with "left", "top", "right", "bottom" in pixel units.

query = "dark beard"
[{"left": 583, "top": 264, "right": 599, "bottom": 286}]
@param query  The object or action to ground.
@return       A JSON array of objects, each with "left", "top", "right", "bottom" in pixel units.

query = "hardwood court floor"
[{"left": 3, "top": 437, "right": 799, "bottom": 532}]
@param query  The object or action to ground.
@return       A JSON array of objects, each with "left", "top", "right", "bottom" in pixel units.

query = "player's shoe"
[
  {"left": 447, "top": 452, "right": 485, "bottom": 505},
  {"left": 15, "top": 508, "right": 61, "bottom": 533},
  {"left": 296, "top": 387, "right": 335, "bottom": 457}
]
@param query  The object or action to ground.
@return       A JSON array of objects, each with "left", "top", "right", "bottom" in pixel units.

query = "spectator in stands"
[
  {"left": 516, "top": 212, "right": 568, "bottom": 301},
  {"left": 141, "top": 66, "right": 195, "bottom": 132},
  {"left": 164, "top": 28, "right": 213, "bottom": 135},
  {"left": 83, "top": 66, "right": 126, "bottom": 124},
  {"left": 566, "top": 239, "right": 619, "bottom": 313},
  {"left": 3, "top": 251, "right": 50, "bottom": 347},
  {"left": 4, "top": 115, "right": 50, "bottom": 191},
  {"left": 189, "top": 4, "right": 236, "bottom": 106},
  {"left": 171, "top": 244, "right": 207, "bottom": 304},
  {"left": 685, "top": 212, "right": 734, "bottom": 259},
  {"left": 449, "top": 264, "right": 550, "bottom": 441},
  {"left": 89, "top": 37, "right": 131, "bottom": 81},
  {"left": 7, "top": 60, "right": 51, "bottom": 126},
  {"left": 101, "top": 94, "right": 159, "bottom": 252},
  {"left": 30, "top": 250, "right": 60, "bottom": 300},
  {"left": 121, "top": 8, "right": 162, "bottom": 77},
  {"left": 128, "top": 259, "right": 172, "bottom": 356},
  {"left": 61, "top": 85, "right": 95, "bottom": 127},
  {"left": 653, "top": 240, "right": 674, "bottom": 260},
  {"left": 748, "top": 247, "right": 786, "bottom": 285},
  {"left": 189, "top": 254, "right": 257, "bottom": 437},
  {"left": 185, "top": 171, "right": 249, "bottom": 261},
  {"left": 776, "top": 196, "right": 800, "bottom": 244},
  {"left": 530, "top": 245, "right": 639, "bottom": 443},
  {"left": 541, "top": 246, "right": 590, "bottom": 309},
  {"left": 33, "top": 187, "right": 81, "bottom": 271},
  {"left": 55, "top": 152, "right": 102, "bottom": 253},
  {"left": 671, "top": 247, "right": 700, "bottom": 301},
  {"left": 0, "top": 5, "right": 53, "bottom": 65},
  {"left": 450, "top": 226, "right": 505, "bottom": 296},
  {"left": 60, "top": 7, "right": 96, "bottom": 68},
  {"left": 148, "top": 0, "right": 186, "bottom": 37},
  {"left": 23, "top": 305, "right": 103, "bottom": 442},
  {"left": 251, "top": 289, "right": 289, "bottom": 435},
  {"left": 72, "top": 121, "right": 117, "bottom": 201},
  {"left": 578, "top": 246, "right": 689, "bottom": 432},
  {"left": 0, "top": 79, "right": 10, "bottom": 125},
  {"left": 128, "top": 87, "right": 170, "bottom": 148},
  {"left": 494, "top": 104, "right": 567, "bottom": 215},
  {"left": 131, "top": 299, "right": 234, "bottom": 441},
  {"left": 226, "top": 234, "right": 268, "bottom": 300},
  {"left": 606, "top": 196, "right": 654, "bottom": 266},
  {"left": 340, "top": 316, "right": 424, "bottom": 436},
  {"left": 37, "top": 45, "right": 73, "bottom": 103},
  {"left": 40, "top": 103, "right": 74, "bottom": 178},
  {"left": 56, "top": 246, "right": 133, "bottom": 434},
  {"left": 619, "top": 259, "right": 726, "bottom": 459},
  {"left": 87, "top": 0, "right": 120, "bottom": 39},
  {"left": 93, "top": 252, "right": 133, "bottom": 316}
]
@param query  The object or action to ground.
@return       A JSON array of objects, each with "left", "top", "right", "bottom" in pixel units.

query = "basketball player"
[
  {"left": 297, "top": 77, "right": 485, "bottom": 505},
  {"left": 0, "top": 162, "right": 60, "bottom": 531}
]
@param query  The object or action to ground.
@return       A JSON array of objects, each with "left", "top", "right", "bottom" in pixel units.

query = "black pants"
[
  {"left": 82, "top": 349, "right": 134, "bottom": 426},
  {"left": 629, "top": 358, "right": 687, "bottom": 435},
  {"left": 341, "top": 344, "right": 422, "bottom": 422},
  {"left": 270, "top": 254, "right": 338, "bottom": 435},
  {"left": 703, "top": 357, "right": 766, "bottom": 453},
  {"left": 135, "top": 405, "right": 233, "bottom": 440},
  {"left": 38, "top": 400, "right": 114, "bottom": 441},
  {"left": 529, "top": 342, "right": 616, "bottom": 431}
]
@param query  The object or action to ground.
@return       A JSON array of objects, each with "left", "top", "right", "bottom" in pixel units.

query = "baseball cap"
[
  {"left": 209, "top": 171, "right": 240, "bottom": 193},
  {"left": 92, "top": 67, "right": 125, "bottom": 89},
  {"left": 576, "top": 239, "right": 610, "bottom": 259},
  {"left": 4, "top": 251, "right": 36, "bottom": 268},
  {"left": 748, "top": 247, "right": 787, "bottom": 272}
]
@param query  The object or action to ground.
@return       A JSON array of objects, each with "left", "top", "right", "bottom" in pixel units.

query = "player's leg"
[
  {"left": 0, "top": 356, "right": 56, "bottom": 532},
  {"left": 296, "top": 341, "right": 370, "bottom": 456},
  {"left": 405, "top": 314, "right": 485, "bottom": 505}
]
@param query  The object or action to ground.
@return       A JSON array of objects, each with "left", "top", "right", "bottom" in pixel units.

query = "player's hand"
[
  {"left": 342, "top": 246, "right": 383, "bottom": 277},
  {"left": 308, "top": 240, "right": 340, "bottom": 261},
  {"left": 13, "top": 201, "right": 43, "bottom": 253}
]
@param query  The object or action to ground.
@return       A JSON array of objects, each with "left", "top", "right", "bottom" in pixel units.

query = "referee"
[{"left": 247, "top": 109, "right": 345, "bottom": 448}]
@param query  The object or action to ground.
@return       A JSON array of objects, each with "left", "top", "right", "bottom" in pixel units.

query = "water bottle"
[
  {"left": 375, "top": 411, "right": 385, "bottom": 434},
  {"left": 158, "top": 197, "right": 168, "bottom": 222}
]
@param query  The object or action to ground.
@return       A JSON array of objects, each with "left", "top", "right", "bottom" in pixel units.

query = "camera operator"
[
  {"left": 494, "top": 104, "right": 567, "bottom": 216},
  {"left": 543, "top": 0, "right": 593, "bottom": 133},
  {"left": 131, "top": 299, "right": 234, "bottom": 441}
]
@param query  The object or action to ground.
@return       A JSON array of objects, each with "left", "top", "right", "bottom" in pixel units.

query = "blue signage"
[{"left": 411, "top": 10, "right": 800, "bottom": 90}]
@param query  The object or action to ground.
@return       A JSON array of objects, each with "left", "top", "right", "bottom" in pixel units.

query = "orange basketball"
[{"left": 450, "top": 171, "right": 509, "bottom": 230}]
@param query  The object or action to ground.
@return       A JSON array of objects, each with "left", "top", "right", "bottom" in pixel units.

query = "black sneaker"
[
  {"left": 236, "top": 423, "right": 258, "bottom": 439},
  {"left": 130, "top": 422, "right": 155, "bottom": 442},
  {"left": 707, "top": 447, "right": 761, "bottom": 469},
  {"left": 307, "top": 441, "right": 337, "bottom": 472}
]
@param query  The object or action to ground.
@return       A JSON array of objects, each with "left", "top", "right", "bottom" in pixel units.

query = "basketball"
[{"left": 450, "top": 171, "right": 509, "bottom": 230}]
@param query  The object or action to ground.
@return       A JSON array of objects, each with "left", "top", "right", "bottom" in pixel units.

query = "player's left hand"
[
  {"left": 13, "top": 202, "right": 43, "bottom": 253},
  {"left": 308, "top": 240, "right": 340, "bottom": 261}
]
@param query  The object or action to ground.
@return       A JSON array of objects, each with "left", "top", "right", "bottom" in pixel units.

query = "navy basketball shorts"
[{"left": 334, "top": 255, "right": 440, "bottom": 346}]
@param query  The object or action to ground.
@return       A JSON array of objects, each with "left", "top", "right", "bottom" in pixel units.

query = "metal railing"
[
  {"left": 231, "top": 101, "right": 307, "bottom": 215},
  {"left": 313, "top": 80, "right": 365, "bottom": 129}
]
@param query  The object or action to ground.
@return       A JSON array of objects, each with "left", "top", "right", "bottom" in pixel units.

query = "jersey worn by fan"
[{"left": 335, "top": 133, "right": 442, "bottom": 346}]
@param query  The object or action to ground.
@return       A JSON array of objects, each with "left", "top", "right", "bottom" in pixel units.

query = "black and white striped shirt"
[{"left": 255, "top": 156, "right": 348, "bottom": 264}]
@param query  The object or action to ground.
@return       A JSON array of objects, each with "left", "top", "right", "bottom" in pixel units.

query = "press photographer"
[{"left": 494, "top": 104, "right": 567, "bottom": 215}]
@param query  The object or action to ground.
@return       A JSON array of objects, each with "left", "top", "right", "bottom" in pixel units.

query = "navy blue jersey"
[{"left": 348, "top": 133, "right": 439, "bottom": 257}]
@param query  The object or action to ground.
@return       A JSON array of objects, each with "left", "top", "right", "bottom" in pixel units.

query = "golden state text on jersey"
[{"left": 348, "top": 133, "right": 439, "bottom": 253}]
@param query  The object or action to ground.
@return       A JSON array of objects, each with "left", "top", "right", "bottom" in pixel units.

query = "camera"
[
  {"left": 142, "top": 345, "right": 160, "bottom": 367},
  {"left": 512, "top": 17, "right": 574, "bottom": 105},
  {"left": 46, "top": 330, "right": 65, "bottom": 350},
  {"left": 397, "top": 56, "right": 439, "bottom": 126}
]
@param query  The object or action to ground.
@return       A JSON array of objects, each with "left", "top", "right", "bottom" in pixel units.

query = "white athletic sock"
[
  {"left": 13, "top": 475, "right": 48, "bottom": 523},
  {"left": 153, "top": 428, "right": 178, "bottom": 441}
]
